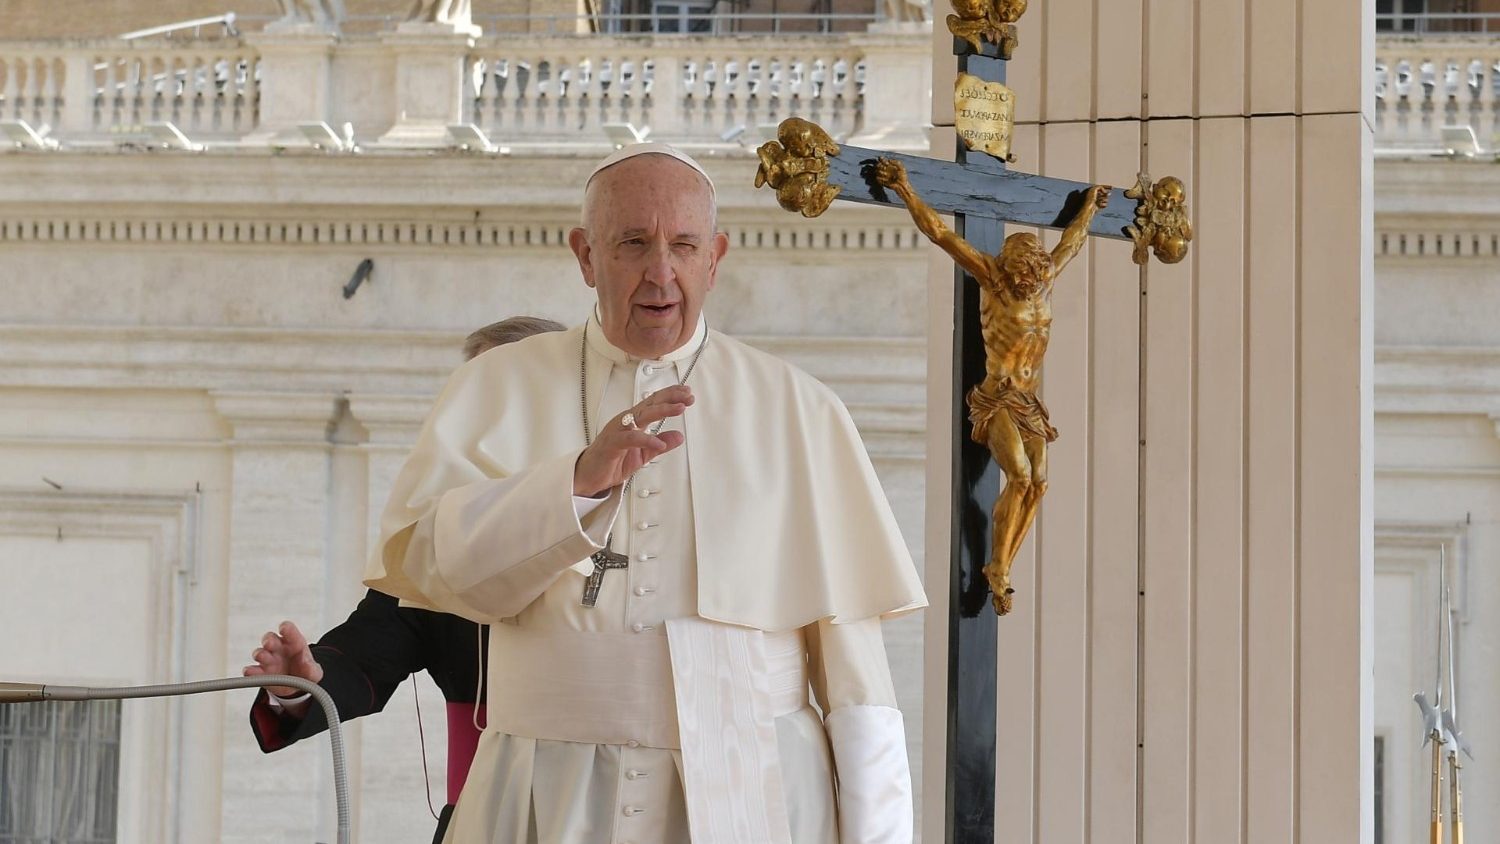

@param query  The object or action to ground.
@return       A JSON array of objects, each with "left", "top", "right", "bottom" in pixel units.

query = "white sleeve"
[
  {"left": 806, "top": 619, "right": 913, "bottom": 844},
  {"left": 393, "top": 448, "right": 623, "bottom": 622},
  {"left": 825, "top": 705, "right": 914, "bottom": 844}
]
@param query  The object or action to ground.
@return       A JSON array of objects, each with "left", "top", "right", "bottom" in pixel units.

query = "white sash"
[{"left": 666, "top": 617, "right": 795, "bottom": 844}]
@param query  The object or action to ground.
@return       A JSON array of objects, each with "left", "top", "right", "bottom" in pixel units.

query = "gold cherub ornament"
[
  {"left": 753, "top": 118, "right": 842, "bottom": 218},
  {"left": 876, "top": 157, "right": 1108, "bottom": 615},
  {"left": 947, "top": 0, "right": 1027, "bottom": 59},
  {"left": 1125, "top": 174, "right": 1193, "bottom": 265}
]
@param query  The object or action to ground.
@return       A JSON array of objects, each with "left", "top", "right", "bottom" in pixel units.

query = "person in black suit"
[{"left": 242, "top": 315, "right": 564, "bottom": 843}]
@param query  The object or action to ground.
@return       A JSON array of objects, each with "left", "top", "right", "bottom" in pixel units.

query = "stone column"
[
  {"left": 61, "top": 51, "right": 97, "bottom": 136},
  {"left": 245, "top": 29, "right": 339, "bottom": 144},
  {"left": 346, "top": 392, "right": 452, "bottom": 843},
  {"left": 377, "top": 24, "right": 479, "bottom": 147},
  {"left": 210, "top": 390, "right": 340, "bottom": 844},
  {"left": 848, "top": 32, "right": 932, "bottom": 149},
  {"left": 646, "top": 49, "right": 683, "bottom": 141}
]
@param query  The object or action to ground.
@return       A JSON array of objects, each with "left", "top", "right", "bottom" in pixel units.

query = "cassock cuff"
[
  {"left": 825, "top": 704, "right": 914, "bottom": 844},
  {"left": 265, "top": 692, "right": 312, "bottom": 713}
]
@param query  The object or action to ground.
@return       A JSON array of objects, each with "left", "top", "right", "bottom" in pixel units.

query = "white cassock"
[{"left": 367, "top": 312, "right": 927, "bottom": 843}]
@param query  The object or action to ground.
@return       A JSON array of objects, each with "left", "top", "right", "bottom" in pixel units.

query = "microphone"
[{"left": 0, "top": 675, "right": 350, "bottom": 844}]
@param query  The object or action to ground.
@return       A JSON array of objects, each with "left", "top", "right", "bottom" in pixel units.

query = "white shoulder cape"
[{"left": 366, "top": 323, "right": 927, "bottom": 632}]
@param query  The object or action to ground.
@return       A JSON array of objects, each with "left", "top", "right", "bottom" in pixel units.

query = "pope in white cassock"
[{"left": 366, "top": 143, "right": 928, "bottom": 843}]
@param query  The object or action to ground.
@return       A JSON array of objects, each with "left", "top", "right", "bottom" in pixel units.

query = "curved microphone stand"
[{"left": 0, "top": 675, "right": 350, "bottom": 844}]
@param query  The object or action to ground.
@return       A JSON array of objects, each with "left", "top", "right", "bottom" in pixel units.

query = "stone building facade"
[{"left": 1, "top": 6, "right": 1497, "bottom": 843}]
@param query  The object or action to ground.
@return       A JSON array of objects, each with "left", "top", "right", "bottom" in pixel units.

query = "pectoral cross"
[{"left": 581, "top": 537, "right": 628, "bottom": 607}]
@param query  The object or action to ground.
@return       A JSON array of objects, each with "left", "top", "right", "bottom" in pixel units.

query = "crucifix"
[
  {"left": 753, "top": 11, "right": 1191, "bottom": 841},
  {"left": 581, "top": 539, "right": 629, "bottom": 607}
]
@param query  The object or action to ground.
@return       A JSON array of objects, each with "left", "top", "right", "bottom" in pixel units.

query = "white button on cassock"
[
  {"left": 626, "top": 739, "right": 640, "bottom": 748},
  {"left": 623, "top": 806, "right": 645, "bottom": 817},
  {"left": 633, "top": 586, "right": 653, "bottom": 596},
  {"left": 625, "top": 769, "right": 648, "bottom": 780}
]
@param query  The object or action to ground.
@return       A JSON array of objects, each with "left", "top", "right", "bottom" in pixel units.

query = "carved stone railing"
[
  {"left": 0, "top": 41, "right": 261, "bottom": 137},
  {"left": 463, "top": 37, "right": 869, "bottom": 144},
  {"left": 0, "top": 30, "right": 927, "bottom": 150},
  {"left": 1376, "top": 34, "right": 1500, "bottom": 150}
]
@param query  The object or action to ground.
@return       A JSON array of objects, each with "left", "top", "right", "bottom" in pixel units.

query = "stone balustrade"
[
  {"left": 0, "top": 42, "right": 261, "bottom": 138},
  {"left": 0, "top": 29, "right": 929, "bottom": 150},
  {"left": 1376, "top": 35, "right": 1500, "bottom": 151},
  {"left": 464, "top": 38, "right": 869, "bottom": 144}
]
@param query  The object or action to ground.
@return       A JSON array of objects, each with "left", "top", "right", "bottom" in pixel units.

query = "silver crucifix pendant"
[{"left": 581, "top": 538, "right": 629, "bottom": 607}]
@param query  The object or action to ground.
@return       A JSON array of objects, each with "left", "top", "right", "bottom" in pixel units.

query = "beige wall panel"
[
  {"left": 1041, "top": 0, "right": 1096, "bottom": 123},
  {"left": 1244, "top": 115, "right": 1300, "bottom": 844},
  {"left": 1197, "top": 0, "right": 1247, "bottom": 115},
  {"left": 1144, "top": 0, "right": 1197, "bottom": 118},
  {"left": 932, "top": 20, "right": 956, "bottom": 127},
  {"left": 1095, "top": 0, "right": 1146, "bottom": 120},
  {"left": 1300, "top": 0, "right": 1369, "bottom": 117},
  {"left": 1033, "top": 120, "right": 1093, "bottom": 844},
  {"left": 1295, "top": 111, "right": 1373, "bottom": 844},
  {"left": 1247, "top": 0, "right": 1299, "bottom": 115},
  {"left": 995, "top": 121, "right": 1041, "bottom": 844},
  {"left": 1010, "top": 10, "right": 1044, "bottom": 125},
  {"left": 1139, "top": 117, "right": 1196, "bottom": 844},
  {"left": 1085, "top": 119, "right": 1143, "bottom": 844},
  {"left": 1191, "top": 116, "right": 1248, "bottom": 843}
]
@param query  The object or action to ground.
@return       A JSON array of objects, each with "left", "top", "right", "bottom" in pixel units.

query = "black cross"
[
  {"left": 581, "top": 539, "right": 629, "bottom": 608},
  {"left": 754, "top": 29, "right": 1187, "bottom": 844}
]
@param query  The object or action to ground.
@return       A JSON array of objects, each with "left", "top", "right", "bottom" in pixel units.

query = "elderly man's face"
[{"left": 568, "top": 155, "right": 729, "bottom": 359}]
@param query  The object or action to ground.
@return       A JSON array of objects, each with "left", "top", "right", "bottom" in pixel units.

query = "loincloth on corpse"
[{"left": 967, "top": 378, "right": 1059, "bottom": 444}]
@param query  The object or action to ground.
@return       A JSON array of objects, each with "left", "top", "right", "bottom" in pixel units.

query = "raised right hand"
[
  {"left": 573, "top": 384, "right": 694, "bottom": 498},
  {"left": 243, "top": 621, "right": 323, "bottom": 699}
]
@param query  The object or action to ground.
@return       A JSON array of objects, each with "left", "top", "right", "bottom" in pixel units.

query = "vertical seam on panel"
[
  {"left": 1033, "top": 503, "right": 1044, "bottom": 844},
  {"left": 1083, "top": 118, "right": 1098, "bottom": 844},
  {"left": 1243, "top": 0, "right": 1253, "bottom": 115},
  {"left": 1291, "top": 114, "right": 1303, "bottom": 844},
  {"left": 1140, "top": 0, "right": 1152, "bottom": 119},
  {"left": 1039, "top": 0, "right": 1050, "bottom": 124},
  {"left": 1239, "top": 116, "right": 1253, "bottom": 844},
  {"left": 1293, "top": 0, "right": 1304, "bottom": 116},
  {"left": 1090, "top": 0, "right": 1102, "bottom": 121},
  {"left": 1134, "top": 117, "right": 1149, "bottom": 844},
  {"left": 1187, "top": 117, "right": 1201, "bottom": 844},
  {"left": 1195, "top": 0, "right": 1203, "bottom": 118},
  {"left": 1031, "top": 124, "right": 1047, "bottom": 844}
]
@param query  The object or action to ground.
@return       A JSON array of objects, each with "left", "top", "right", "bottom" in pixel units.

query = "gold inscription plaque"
[{"left": 954, "top": 73, "right": 1015, "bottom": 162}]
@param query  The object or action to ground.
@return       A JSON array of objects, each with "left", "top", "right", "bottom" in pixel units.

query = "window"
[
  {"left": 652, "top": 0, "right": 716, "bottom": 32},
  {"left": 1376, "top": 0, "right": 1427, "bottom": 32},
  {"left": 0, "top": 701, "right": 121, "bottom": 844}
]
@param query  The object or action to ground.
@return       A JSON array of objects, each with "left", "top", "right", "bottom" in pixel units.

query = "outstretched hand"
[
  {"left": 574, "top": 384, "right": 694, "bottom": 498},
  {"left": 1086, "top": 184, "right": 1111, "bottom": 209},
  {"left": 243, "top": 621, "right": 323, "bottom": 699},
  {"left": 874, "top": 157, "right": 910, "bottom": 192}
]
